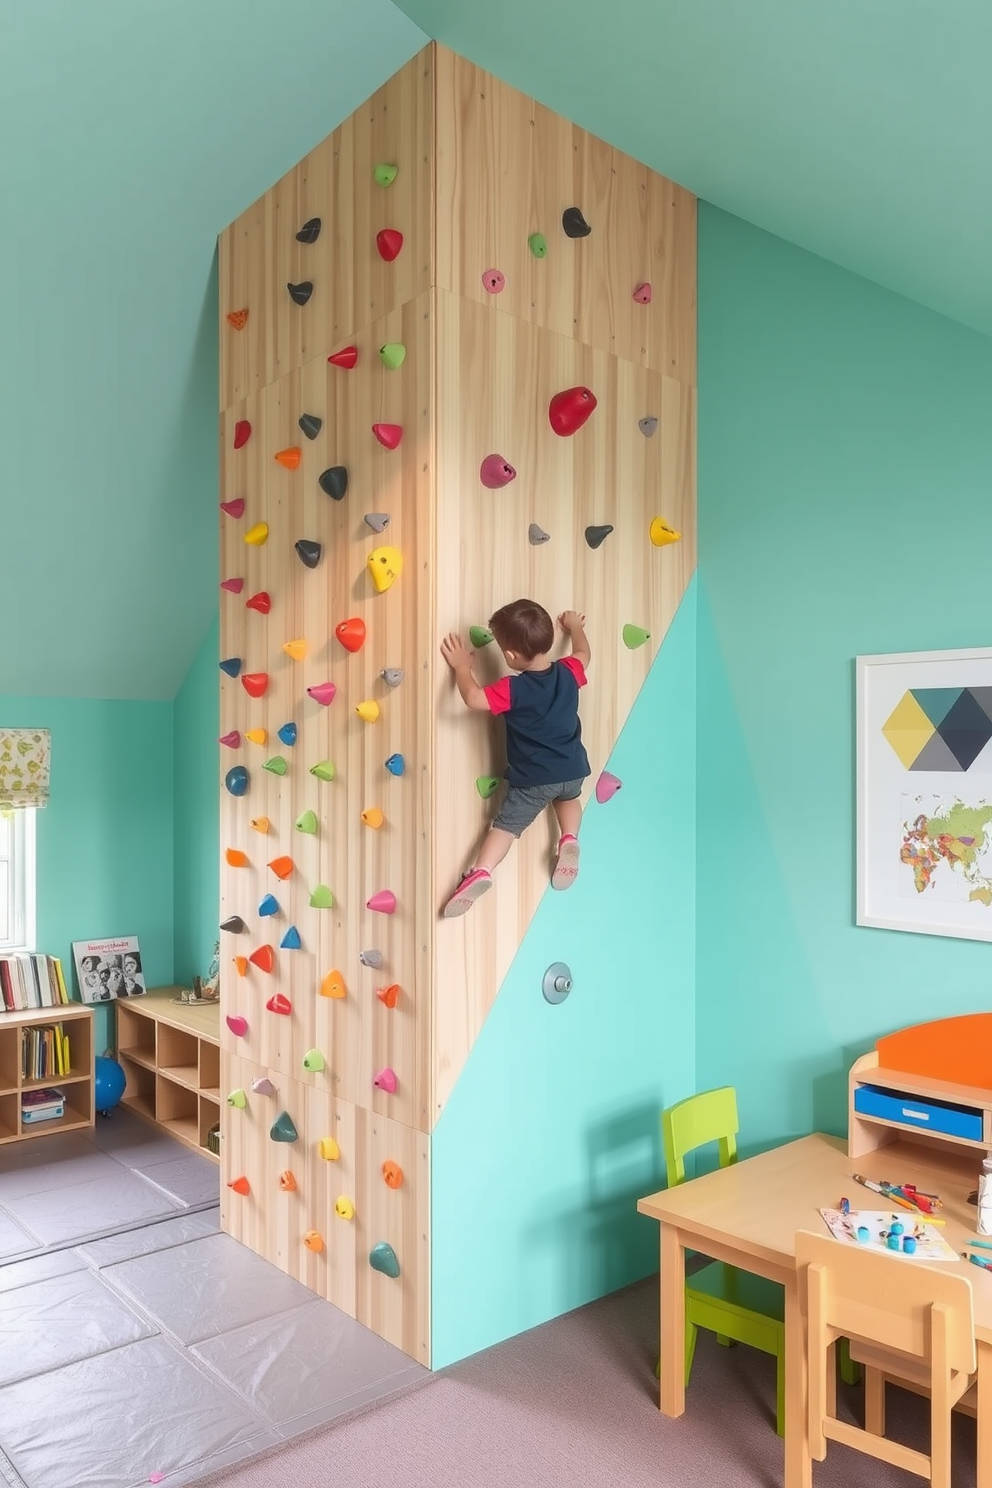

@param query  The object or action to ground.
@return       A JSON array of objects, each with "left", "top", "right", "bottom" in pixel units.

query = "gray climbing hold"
[
  {"left": 364, "top": 512, "right": 390, "bottom": 533},
  {"left": 638, "top": 416, "right": 659, "bottom": 438},
  {"left": 298, "top": 413, "right": 322, "bottom": 440},
  {"left": 295, "top": 539, "right": 322, "bottom": 569},
  {"left": 220, "top": 915, "right": 245, "bottom": 934},
  {"left": 528, "top": 523, "right": 550, "bottom": 545},
  {"left": 360, "top": 949, "right": 384, "bottom": 969},
  {"left": 369, "top": 1241, "right": 400, "bottom": 1278},
  {"left": 296, "top": 218, "right": 321, "bottom": 244},
  {"left": 585, "top": 524, "right": 614, "bottom": 550},
  {"left": 288, "top": 282, "right": 313, "bottom": 305},
  {"left": 562, "top": 207, "right": 591, "bottom": 239},
  {"left": 319, "top": 466, "right": 348, "bottom": 501},
  {"left": 380, "top": 668, "right": 404, "bottom": 688}
]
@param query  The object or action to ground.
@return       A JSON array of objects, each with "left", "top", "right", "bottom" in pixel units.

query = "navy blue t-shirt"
[{"left": 484, "top": 657, "right": 590, "bottom": 787}]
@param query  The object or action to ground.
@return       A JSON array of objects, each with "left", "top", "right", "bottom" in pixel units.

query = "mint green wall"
[
  {"left": 0, "top": 697, "right": 175, "bottom": 1055},
  {"left": 696, "top": 204, "right": 992, "bottom": 1153},
  {"left": 431, "top": 583, "right": 697, "bottom": 1368},
  {"left": 173, "top": 618, "right": 220, "bottom": 985}
]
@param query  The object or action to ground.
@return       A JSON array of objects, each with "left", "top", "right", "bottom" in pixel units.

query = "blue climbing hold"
[
  {"left": 225, "top": 766, "right": 249, "bottom": 796},
  {"left": 280, "top": 926, "right": 302, "bottom": 950},
  {"left": 259, "top": 894, "right": 280, "bottom": 917},
  {"left": 385, "top": 754, "right": 405, "bottom": 776},
  {"left": 219, "top": 657, "right": 242, "bottom": 678},
  {"left": 278, "top": 722, "right": 298, "bottom": 747}
]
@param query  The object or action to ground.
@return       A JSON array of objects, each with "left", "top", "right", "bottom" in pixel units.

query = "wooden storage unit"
[
  {"left": 117, "top": 989, "right": 221, "bottom": 1163},
  {"left": 0, "top": 1004, "right": 94, "bottom": 1146}
]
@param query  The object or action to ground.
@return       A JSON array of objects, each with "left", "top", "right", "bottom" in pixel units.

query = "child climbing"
[{"left": 440, "top": 599, "right": 591, "bottom": 917}]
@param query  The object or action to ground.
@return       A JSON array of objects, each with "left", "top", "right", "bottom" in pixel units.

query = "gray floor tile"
[
  {"left": 0, "top": 1149, "right": 123, "bottom": 1201},
  {"left": 77, "top": 1208, "right": 220, "bottom": 1268},
  {"left": 0, "top": 1269, "right": 155, "bottom": 1386},
  {"left": 0, "top": 1209, "right": 40, "bottom": 1260},
  {"left": 192, "top": 1298, "right": 427, "bottom": 1434},
  {"left": 106, "top": 1232, "right": 315, "bottom": 1345},
  {"left": 88, "top": 1111, "right": 190, "bottom": 1169},
  {"left": 0, "top": 1249, "right": 86, "bottom": 1294},
  {"left": 0, "top": 1335, "right": 262, "bottom": 1488},
  {"left": 137, "top": 1151, "right": 219, "bottom": 1206},
  {"left": 3, "top": 1169, "right": 182, "bottom": 1246}
]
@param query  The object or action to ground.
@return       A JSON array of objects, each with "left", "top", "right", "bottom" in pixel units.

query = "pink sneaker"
[
  {"left": 552, "top": 835, "right": 580, "bottom": 890},
  {"left": 442, "top": 867, "right": 493, "bottom": 918}
]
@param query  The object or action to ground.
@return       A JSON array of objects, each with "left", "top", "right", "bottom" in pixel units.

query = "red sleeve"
[
  {"left": 484, "top": 676, "right": 513, "bottom": 715},
  {"left": 559, "top": 656, "right": 587, "bottom": 687}
]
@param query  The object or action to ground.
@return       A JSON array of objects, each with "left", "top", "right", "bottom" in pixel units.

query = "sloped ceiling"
[{"left": 2, "top": 0, "right": 988, "bottom": 701}]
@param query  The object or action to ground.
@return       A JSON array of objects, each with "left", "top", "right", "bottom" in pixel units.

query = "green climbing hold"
[
  {"left": 270, "top": 1111, "right": 298, "bottom": 1142},
  {"left": 379, "top": 342, "right": 406, "bottom": 370},
  {"left": 469, "top": 626, "right": 494, "bottom": 648},
  {"left": 227, "top": 1089, "right": 247, "bottom": 1109},
  {"left": 528, "top": 232, "right": 548, "bottom": 258},
  {"left": 622, "top": 624, "right": 651, "bottom": 649},
  {"left": 369, "top": 1241, "right": 401, "bottom": 1279},
  {"left": 309, "top": 885, "right": 334, "bottom": 908},
  {"left": 264, "top": 756, "right": 289, "bottom": 775},
  {"left": 302, "top": 1048, "right": 325, "bottom": 1072},
  {"left": 476, "top": 776, "right": 500, "bottom": 799},
  {"left": 296, "top": 810, "right": 318, "bottom": 834},
  {"left": 310, "top": 760, "right": 335, "bottom": 782},
  {"left": 374, "top": 162, "right": 398, "bottom": 188}
]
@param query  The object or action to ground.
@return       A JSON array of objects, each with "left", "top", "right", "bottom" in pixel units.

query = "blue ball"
[{"left": 94, "top": 1055, "right": 127, "bottom": 1113}]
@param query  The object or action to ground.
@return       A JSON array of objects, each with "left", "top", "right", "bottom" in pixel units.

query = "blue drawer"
[{"left": 854, "top": 1083, "right": 984, "bottom": 1140}]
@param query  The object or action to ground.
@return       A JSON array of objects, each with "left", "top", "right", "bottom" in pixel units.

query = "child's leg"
[
  {"left": 552, "top": 797, "right": 582, "bottom": 840},
  {"left": 474, "top": 827, "right": 516, "bottom": 874},
  {"left": 551, "top": 784, "right": 584, "bottom": 890},
  {"left": 442, "top": 787, "right": 537, "bottom": 917}
]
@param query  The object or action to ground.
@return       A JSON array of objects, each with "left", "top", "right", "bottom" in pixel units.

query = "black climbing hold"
[
  {"left": 296, "top": 218, "right": 321, "bottom": 244},
  {"left": 562, "top": 207, "right": 591, "bottom": 239},
  {"left": 295, "top": 539, "right": 322, "bottom": 569},
  {"left": 298, "top": 413, "right": 322, "bottom": 440},
  {"left": 221, "top": 915, "right": 246, "bottom": 934},
  {"left": 318, "top": 466, "right": 348, "bottom": 501},
  {"left": 585, "top": 524, "right": 614, "bottom": 550},
  {"left": 288, "top": 281, "right": 313, "bottom": 305}
]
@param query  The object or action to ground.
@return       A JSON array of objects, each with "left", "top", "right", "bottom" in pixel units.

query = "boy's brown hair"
[{"left": 489, "top": 599, "right": 554, "bottom": 661}]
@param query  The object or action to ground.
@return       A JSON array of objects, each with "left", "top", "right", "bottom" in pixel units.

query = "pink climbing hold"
[
  {"left": 219, "top": 730, "right": 241, "bottom": 748},
  {"left": 226, "top": 1015, "right": 248, "bottom": 1037},
  {"left": 307, "top": 681, "right": 337, "bottom": 706},
  {"left": 481, "top": 268, "right": 505, "bottom": 294},
  {"left": 233, "top": 420, "right": 251, "bottom": 449},
  {"left": 595, "top": 770, "right": 622, "bottom": 804},
  {"left": 220, "top": 577, "right": 244, "bottom": 594},
  {"left": 372, "top": 423, "right": 403, "bottom": 449},
  {"left": 367, "top": 890, "right": 396, "bottom": 915},
  {"left": 374, "top": 1067, "right": 398, "bottom": 1094},
  {"left": 632, "top": 282, "right": 652, "bottom": 305},
  {"left": 220, "top": 499, "right": 245, "bottom": 518},
  {"left": 480, "top": 454, "right": 517, "bottom": 489}
]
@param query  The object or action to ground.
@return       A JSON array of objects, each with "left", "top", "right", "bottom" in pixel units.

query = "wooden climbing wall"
[{"left": 217, "top": 41, "right": 696, "bottom": 1366}]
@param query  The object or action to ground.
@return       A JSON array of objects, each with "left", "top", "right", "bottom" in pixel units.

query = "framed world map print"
[{"left": 857, "top": 646, "right": 992, "bottom": 941}]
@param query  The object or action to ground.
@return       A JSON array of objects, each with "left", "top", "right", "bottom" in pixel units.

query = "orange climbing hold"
[
  {"left": 304, "top": 1230, "right": 325, "bottom": 1252},
  {"left": 227, "top": 309, "right": 249, "bottom": 329},
  {"left": 225, "top": 848, "right": 249, "bottom": 868},
  {"left": 275, "top": 447, "right": 301, "bottom": 470},
  {"left": 228, "top": 1176, "right": 251, "bottom": 1196},
  {"left": 250, "top": 816, "right": 270, "bottom": 833},
  {"left": 268, "top": 855, "right": 294, "bottom": 880},
  {"left": 377, "top": 983, "right": 400, "bottom": 1009},
  {"left": 279, "top": 1171, "right": 297, "bottom": 1192},
  {"left": 320, "top": 970, "right": 347, "bottom": 1000},
  {"left": 382, "top": 1161, "right": 404, "bottom": 1189},
  {"left": 361, "top": 807, "right": 384, "bottom": 829},
  {"left": 234, "top": 955, "right": 249, "bottom": 976},
  {"left": 336, "top": 617, "right": 366, "bottom": 652},
  {"left": 249, "top": 944, "right": 275, "bottom": 973}
]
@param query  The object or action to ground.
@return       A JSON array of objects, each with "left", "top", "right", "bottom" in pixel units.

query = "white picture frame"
[
  {"left": 72, "top": 936, "right": 146, "bottom": 1003},
  {"left": 856, "top": 647, "right": 992, "bottom": 941}
]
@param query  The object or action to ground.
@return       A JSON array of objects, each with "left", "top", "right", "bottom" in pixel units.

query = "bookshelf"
[
  {"left": 116, "top": 989, "right": 221, "bottom": 1164},
  {"left": 0, "top": 1004, "right": 95, "bottom": 1145}
]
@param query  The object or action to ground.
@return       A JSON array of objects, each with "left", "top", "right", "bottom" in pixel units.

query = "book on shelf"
[
  {"left": 20, "top": 1023, "right": 72, "bottom": 1082},
  {"left": 21, "top": 1087, "right": 65, "bottom": 1124},
  {"left": 0, "top": 954, "right": 70, "bottom": 1013}
]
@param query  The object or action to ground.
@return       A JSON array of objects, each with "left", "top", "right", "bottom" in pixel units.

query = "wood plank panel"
[
  {"left": 219, "top": 46, "right": 434, "bottom": 410},
  {"left": 434, "top": 47, "right": 696, "bottom": 383},
  {"left": 431, "top": 288, "right": 696, "bottom": 1115}
]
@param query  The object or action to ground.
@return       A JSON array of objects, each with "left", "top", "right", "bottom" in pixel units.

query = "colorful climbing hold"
[
  {"left": 250, "top": 816, "right": 270, "bottom": 833},
  {"left": 476, "top": 776, "right": 500, "bottom": 799},
  {"left": 320, "top": 970, "right": 346, "bottom": 999},
  {"left": 372, "top": 423, "right": 402, "bottom": 449},
  {"left": 295, "top": 539, "right": 322, "bottom": 568},
  {"left": 334, "top": 1196, "right": 355, "bottom": 1220},
  {"left": 373, "top": 1067, "right": 398, "bottom": 1093},
  {"left": 298, "top": 413, "right": 322, "bottom": 440},
  {"left": 364, "top": 512, "right": 390, "bottom": 533},
  {"left": 227, "top": 309, "right": 248, "bottom": 330},
  {"left": 245, "top": 592, "right": 271, "bottom": 615},
  {"left": 369, "top": 1241, "right": 400, "bottom": 1278},
  {"left": 595, "top": 770, "right": 622, "bottom": 804},
  {"left": 385, "top": 753, "right": 405, "bottom": 776},
  {"left": 482, "top": 268, "right": 505, "bottom": 294},
  {"left": 549, "top": 386, "right": 597, "bottom": 436},
  {"left": 638, "top": 416, "right": 659, "bottom": 438},
  {"left": 336, "top": 617, "right": 366, "bottom": 652},
  {"left": 233, "top": 421, "right": 251, "bottom": 449},
  {"left": 228, "top": 1175, "right": 250, "bottom": 1195},
  {"left": 377, "top": 983, "right": 399, "bottom": 1009},
  {"left": 302, "top": 1048, "right": 325, "bottom": 1072},
  {"left": 268, "top": 856, "right": 294, "bottom": 879},
  {"left": 632, "top": 282, "right": 652, "bottom": 305},
  {"left": 278, "top": 721, "right": 298, "bottom": 746},
  {"left": 378, "top": 342, "right": 406, "bottom": 370},
  {"left": 245, "top": 728, "right": 267, "bottom": 745},
  {"left": 225, "top": 766, "right": 248, "bottom": 796},
  {"left": 220, "top": 915, "right": 245, "bottom": 934},
  {"left": 373, "top": 162, "right": 398, "bottom": 187},
  {"left": 382, "top": 1161, "right": 403, "bottom": 1189},
  {"left": 283, "top": 639, "right": 308, "bottom": 661},
  {"left": 221, "top": 577, "right": 244, "bottom": 594},
  {"left": 361, "top": 807, "right": 384, "bottom": 829},
  {"left": 307, "top": 682, "right": 337, "bottom": 706},
  {"left": 376, "top": 227, "right": 404, "bottom": 261},
  {"left": 562, "top": 206, "right": 591, "bottom": 238},
  {"left": 252, "top": 1077, "right": 277, "bottom": 1096},
  {"left": 227, "top": 1089, "right": 247, "bottom": 1109},
  {"left": 622, "top": 623, "right": 651, "bottom": 649},
  {"left": 480, "top": 454, "right": 516, "bottom": 489},
  {"left": 225, "top": 847, "right": 249, "bottom": 867},
  {"left": 367, "top": 545, "right": 403, "bottom": 593},
  {"left": 220, "top": 498, "right": 245, "bottom": 518},
  {"left": 226, "top": 1015, "right": 248, "bottom": 1037},
  {"left": 318, "top": 465, "right": 348, "bottom": 501},
  {"left": 327, "top": 345, "right": 358, "bottom": 369},
  {"left": 296, "top": 809, "right": 318, "bottom": 833},
  {"left": 219, "top": 730, "right": 241, "bottom": 749},
  {"left": 244, "top": 522, "right": 269, "bottom": 546},
  {"left": 528, "top": 523, "right": 550, "bottom": 545},
  {"left": 296, "top": 217, "right": 321, "bottom": 244},
  {"left": 249, "top": 945, "right": 276, "bottom": 974},
  {"left": 287, "top": 281, "right": 313, "bottom": 305},
  {"left": 310, "top": 760, "right": 335, "bottom": 782},
  {"left": 367, "top": 890, "right": 396, "bottom": 915},
  {"left": 649, "top": 516, "right": 681, "bottom": 547},
  {"left": 263, "top": 756, "right": 288, "bottom": 776},
  {"left": 360, "top": 950, "right": 383, "bottom": 969},
  {"left": 279, "top": 1170, "right": 297, "bottom": 1191},
  {"left": 280, "top": 926, "right": 301, "bottom": 950},
  {"left": 233, "top": 956, "right": 248, "bottom": 977},
  {"left": 380, "top": 668, "right": 404, "bottom": 687},
  {"left": 309, "top": 885, "right": 334, "bottom": 908},
  {"left": 266, "top": 994, "right": 292, "bottom": 1016},
  {"left": 270, "top": 1111, "right": 298, "bottom": 1141},
  {"left": 528, "top": 232, "right": 548, "bottom": 258},
  {"left": 219, "top": 657, "right": 242, "bottom": 678},
  {"left": 319, "top": 1137, "right": 340, "bottom": 1160},
  {"left": 303, "top": 1230, "right": 324, "bottom": 1252},
  {"left": 585, "top": 524, "right": 614, "bottom": 549},
  {"left": 274, "top": 448, "right": 301, "bottom": 471},
  {"left": 258, "top": 894, "right": 280, "bottom": 917},
  {"left": 469, "top": 626, "right": 494, "bottom": 647}
]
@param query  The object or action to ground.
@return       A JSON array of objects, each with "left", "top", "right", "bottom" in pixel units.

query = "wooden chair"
[{"left": 797, "top": 1229, "right": 976, "bottom": 1488}]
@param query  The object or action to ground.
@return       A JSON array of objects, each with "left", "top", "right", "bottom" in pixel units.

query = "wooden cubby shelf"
[
  {"left": 117, "top": 989, "right": 221, "bottom": 1164},
  {"left": 0, "top": 1004, "right": 95, "bottom": 1146}
]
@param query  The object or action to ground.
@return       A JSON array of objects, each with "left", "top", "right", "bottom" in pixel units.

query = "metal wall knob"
[{"left": 542, "top": 962, "right": 573, "bottom": 1005}]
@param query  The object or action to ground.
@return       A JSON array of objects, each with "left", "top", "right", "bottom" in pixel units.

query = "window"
[{"left": 0, "top": 810, "right": 36, "bottom": 952}]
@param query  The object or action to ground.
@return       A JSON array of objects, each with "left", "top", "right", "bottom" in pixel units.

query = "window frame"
[{"left": 0, "top": 808, "right": 37, "bottom": 953}]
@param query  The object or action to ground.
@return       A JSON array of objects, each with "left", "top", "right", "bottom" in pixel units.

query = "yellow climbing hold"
[
  {"left": 245, "top": 522, "right": 269, "bottom": 546},
  {"left": 649, "top": 516, "right": 682, "bottom": 548},
  {"left": 367, "top": 544, "right": 403, "bottom": 593},
  {"left": 355, "top": 700, "right": 380, "bottom": 723},
  {"left": 361, "top": 807, "right": 384, "bottom": 829},
  {"left": 250, "top": 816, "right": 270, "bottom": 833},
  {"left": 319, "top": 1136, "right": 340, "bottom": 1161},
  {"left": 283, "top": 639, "right": 308, "bottom": 660},
  {"left": 245, "top": 728, "right": 267, "bottom": 745},
  {"left": 334, "top": 1196, "right": 355, "bottom": 1221}
]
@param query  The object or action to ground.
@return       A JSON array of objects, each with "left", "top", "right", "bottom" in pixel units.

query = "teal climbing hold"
[
  {"left": 264, "top": 757, "right": 288, "bottom": 776},
  {"left": 469, "top": 626, "right": 494, "bottom": 647},
  {"left": 369, "top": 1241, "right": 400, "bottom": 1278},
  {"left": 270, "top": 1111, "right": 298, "bottom": 1142},
  {"left": 225, "top": 766, "right": 249, "bottom": 796},
  {"left": 280, "top": 926, "right": 301, "bottom": 950}
]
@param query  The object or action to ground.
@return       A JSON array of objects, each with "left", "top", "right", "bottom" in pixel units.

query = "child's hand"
[
  {"left": 558, "top": 610, "right": 586, "bottom": 633},
  {"left": 440, "top": 632, "right": 472, "bottom": 669}
]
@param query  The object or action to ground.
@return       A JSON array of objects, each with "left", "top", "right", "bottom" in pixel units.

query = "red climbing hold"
[
  {"left": 249, "top": 944, "right": 275, "bottom": 973},
  {"left": 219, "top": 731, "right": 241, "bottom": 748},
  {"left": 377, "top": 983, "right": 400, "bottom": 1009},
  {"left": 221, "top": 577, "right": 244, "bottom": 594},
  {"left": 233, "top": 420, "right": 251, "bottom": 449},
  {"left": 548, "top": 386, "right": 597, "bottom": 437},
  {"left": 220, "top": 499, "right": 245, "bottom": 518},
  {"left": 227, "top": 309, "right": 248, "bottom": 330},
  {"left": 632, "top": 282, "right": 652, "bottom": 305},
  {"left": 266, "top": 993, "right": 292, "bottom": 1016},
  {"left": 335, "top": 617, "right": 366, "bottom": 653},
  {"left": 328, "top": 345, "right": 358, "bottom": 369},
  {"left": 228, "top": 1176, "right": 251, "bottom": 1195},
  {"left": 246, "top": 592, "right": 271, "bottom": 614},
  {"left": 372, "top": 423, "right": 403, "bottom": 450},
  {"left": 480, "top": 454, "right": 517, "bottom": 489},
  {"left": 241, "top": 672, "right": 269, "bottom": 698},
  {"left": 376, "top": 228, "right": 404, "bottom": 262}
]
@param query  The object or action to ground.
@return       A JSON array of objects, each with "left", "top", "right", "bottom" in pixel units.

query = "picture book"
[
  {"left": 72, "top": 936, "right": 146, "bottom": 1004},
  {"left": 819, "top": 1208, "right": 958, "bottom": 1262}
]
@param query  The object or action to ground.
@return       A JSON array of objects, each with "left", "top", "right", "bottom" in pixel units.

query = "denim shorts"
[{"left": 492, "top": 778, "right": 586, "bottom": 837}]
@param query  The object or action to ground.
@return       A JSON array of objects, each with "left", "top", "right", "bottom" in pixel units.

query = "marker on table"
[
  {"left": 968, "top": 1253, "right": 992, "bottom": 1272},
  {"left": 967, "top": 1238, "right": 992, "bottom": 1252}
]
